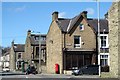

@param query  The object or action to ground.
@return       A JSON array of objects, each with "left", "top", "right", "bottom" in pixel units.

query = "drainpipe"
[{"left": 62, "top": 33, "right": 66, "bottom": 74}]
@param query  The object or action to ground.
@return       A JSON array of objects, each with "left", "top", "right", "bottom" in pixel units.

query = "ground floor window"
[
  {"left": 16, "top": 61, "right": 22, "bottom": 70},
  {"left": 65, "top": 52, "right": 93, "bottom": 70},
  {"left": 100, "top": 53, "right": 109, "bottom": 72}
]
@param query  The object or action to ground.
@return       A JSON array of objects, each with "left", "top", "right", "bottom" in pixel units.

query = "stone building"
[
  {"left": 0, "top": 47, "right": 10, "bottom": 71},
  {"left": 9, "top": 41, "right": 25, "bottom": 71},
  {"left": 107, "top": 1, "right": 120, "bottom": 78},
  {"left": 46, "top": 11, "right": 109, "bottom": 74},
  {"left": 24, "top": 30, "right": 46, "bottom": 73}
]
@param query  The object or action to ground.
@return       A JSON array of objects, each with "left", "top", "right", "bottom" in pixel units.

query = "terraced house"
[
  {"left": 9, "top": 41, "right": 25, "bottom": 71},
  {"left": 47, "top": 11, "right": 109, "bottom": 74},
  {"left": 24, "top": 30, "right": 46, "bottom": 72}
]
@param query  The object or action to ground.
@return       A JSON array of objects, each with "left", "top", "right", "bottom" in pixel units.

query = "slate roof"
[
  {"left": 57, "top": 18, "right": 70, "bottom": 32},
  {"left": 2, "top": 47, "right": 10, "bottom": 56},
  {"left": 30, "top": 34, "right": 46, "bottom": 46},
  {"left": 14, "top": 44, "right": 25, "bottom": 52},
  {"left": 87, "top": 19, "right": 108, "bottom": 33},
  {"left": 57, "top": 13, "right": 82, "bottom": 32},
  {"left": 56, "top": 11, "right": 108, "bottom": 33}
]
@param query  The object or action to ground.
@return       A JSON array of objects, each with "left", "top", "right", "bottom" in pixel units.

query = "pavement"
[{"left": 0, "top": 71, "right": 25, "bottom": 76}]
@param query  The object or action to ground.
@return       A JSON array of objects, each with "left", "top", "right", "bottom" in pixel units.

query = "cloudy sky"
[{"left": 2, "top": 2, "right": 112, "bottom": 47}]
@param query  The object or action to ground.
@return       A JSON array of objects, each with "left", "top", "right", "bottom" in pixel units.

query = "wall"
[
  {"left": 9, "top": 46, "right": 16, "bottom": 71},
  {"left": 46, "top": 21, "right": 63, "bottom": 74},
  {"left": 108, "top": 1, "right": 120, "bottom": 78},
  {"left": 65, "top": 18, "right": 96, "bottom": 50}
]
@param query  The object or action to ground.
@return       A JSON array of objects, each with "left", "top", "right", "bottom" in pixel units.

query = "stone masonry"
[
  {"left": 46, "top": 11, "right": 97, "bottom": 74},
  {"left": 108, "top": 1, "right": 120, "bottom": 78}
]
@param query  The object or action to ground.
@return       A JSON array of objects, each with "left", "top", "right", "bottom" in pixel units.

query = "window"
[
  {"left": 35, "top": 36, "right": 39, "bottom": 40},
  {"left": 101, "top": 36, "right": 107, "bottom": 47},
  {"left": 79, "top": 24, "right": 84, "bottom": 30},
  {"left": 74, "top": 36, "right": 81, "bottom": 48},
  {"left": 36, "top": 47, "right": 39, "bottom": 56},
  {"left": 65, "top": 54, "right": 92, "bottom": 70},
  {"left": 100, "top": 34, "right": 108, "bottom": 48},
  {"left": 17, "top": 61, "right": 22, "bottom": 69},
  {"left": 100, "top": 53, "right": 109, "bottom": 66},
  {"left": 41, "top": 36, "right": 46, "bottom": 40},
  {"left": 18, "top": 53, "right": 22, "bottom": 59}
]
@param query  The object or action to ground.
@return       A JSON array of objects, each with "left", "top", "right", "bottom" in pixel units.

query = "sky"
[{"left": 2, "top": 2, "right": 112, "bottom": 47}]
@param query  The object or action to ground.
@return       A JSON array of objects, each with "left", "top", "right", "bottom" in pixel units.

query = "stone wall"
[
  {"left": 46, "top": 21, "right": 63, "bottom": 74},
  {"left": 108, "top": 1, "right": 120, "bottom": 78},
  {"left": 24, "top": 35, "right": 32, "bottom": 64},
  {"left": 9, "top": 46, "right": 16, "bottom": 71},
  {"left": 65, "top": 18, "right": 96, "bottom": 50}
]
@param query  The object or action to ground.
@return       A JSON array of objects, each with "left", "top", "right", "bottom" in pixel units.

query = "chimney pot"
[
  {"left": 27, "top": 30, "right": 31, "bottom": 37},
  {"left": 82, "top": 11, "right": 88, "bottom": 18},
  {"left": 52, "top": 11, "right": 58, "bottom": 21}
]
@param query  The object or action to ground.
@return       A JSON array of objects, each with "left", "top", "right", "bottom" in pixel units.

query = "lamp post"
[{"left": 95, "top": 0, "right": 101, "bottom": 77}]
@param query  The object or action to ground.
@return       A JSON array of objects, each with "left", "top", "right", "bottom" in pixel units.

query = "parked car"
[
  {"left": 3, "top": 67, "right": 10, "bottom": 72},
  {"left": 72, "top": 65, "right": 99, "bottom": 75}
]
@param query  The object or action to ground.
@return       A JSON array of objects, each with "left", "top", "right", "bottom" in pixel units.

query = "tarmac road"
[{"left": 0, "top": 73, "right": 119, "bottom": 80}]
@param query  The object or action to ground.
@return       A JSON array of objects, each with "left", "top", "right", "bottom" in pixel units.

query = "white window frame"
[
  {"left": 99, "top": 53, "right": 109, "bottom": 66},
  {"left": 74, "top": 36, "right": 81, "bottom": 48},
  {"left": 100, "top": 34, "right": 109, "bottom": 48},
  {"left": 79, "top": 24, "right": 84, "bottom": 31},
  {"left": 16, "top": 61, "right": 22, "bottom": 69}
]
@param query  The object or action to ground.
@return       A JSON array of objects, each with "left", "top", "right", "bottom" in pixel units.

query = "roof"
[
  {"left": 56, "top": 11, "right": 108, "bottom": 33},
  {"left": 2, "top": 47, "right": 10, "bottom": 56},
  {"left": 14, "top": 44, "right": 25, "bottom": 52},
  {"left": 57, "top": 18, "right": 70, "bottom": 32},
  {"left": 87, "top": 19, "right": 108, "bottom": 33},
  {"left": 30, "top": 34, "right": 46, "bottom": 45},
  {"left": 57, "top": 13, "right": 82, "bottom": 32}
]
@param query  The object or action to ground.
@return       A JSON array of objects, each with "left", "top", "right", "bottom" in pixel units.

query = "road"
[{"left": 0, "top": 72, "right": 119, "bottom": 80}]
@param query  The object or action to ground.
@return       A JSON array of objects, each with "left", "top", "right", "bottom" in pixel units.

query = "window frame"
[
  {"left": 100, "top": 34, "right": 109, "bottom": 48},
  {"left": 79, "top": 24, "right": 84, "bottom": 31},
  {"left": 16, "top": 61, "right": 22, "bottom": 69},
  {"left": 18, "top": 53, "right": 22, "bottom": 59},
  {"left": 74, "top": 36, "right": 81, "bottom": 48},
  {"left": 100, "top": 53, "right": 109, "bottom": 66}
]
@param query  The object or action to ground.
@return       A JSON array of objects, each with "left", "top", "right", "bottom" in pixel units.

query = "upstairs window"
[
  {"left": 79, "top": 24, "right": 84, "bottom": 31},
  {"left": 18, "top": 53, "right": 22, "bottom": 59},
  {"left": 41, "top": 36, "right": 46, "bottom": 40},
  {"left": 100, "top": 34, "right": 108, "bottom": 48},
  {"left": 36, "top": 47, "right": 39, "bottom": 56},
  {"left": 35, "top": 36, "right": 39, "bottom": 40},
  {"left": 74, "top": 36, "right": 81, "bottom": 48},
  {"left": 101, "top": 36, "right": 106, "bottom": 47}
]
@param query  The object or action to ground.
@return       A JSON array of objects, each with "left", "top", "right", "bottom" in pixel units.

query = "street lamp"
[
  {"left": 94, "top": 0, "right": 101, "bottom": 77},
  {"left": 32, "top": 31, "right": 41, "bottom": 73}
]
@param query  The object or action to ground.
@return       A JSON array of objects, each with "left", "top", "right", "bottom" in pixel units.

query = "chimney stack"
[
  {"left": 82, "top": 11, "right": 88, "bottom": 18},
  {"left": 11, "top": 40, "right": 14, "bottom": 47},
  {"left": 52, "top": 11, "right": 58, "bottom": 21},
  {"left": 27, "top": 30, "right": 31, "bottom": 37},
  {"left": 104, "top": 12, "right": 108, "bottom": 20}
]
